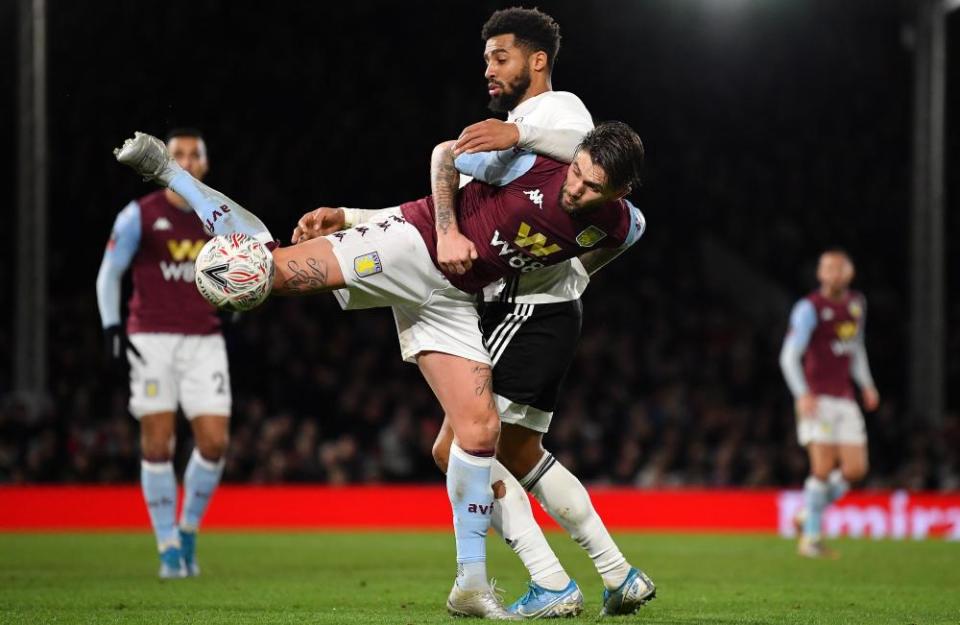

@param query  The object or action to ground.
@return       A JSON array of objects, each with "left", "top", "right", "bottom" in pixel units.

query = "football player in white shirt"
[{"left": 293, "top": 8, "right": 653, "bottom": 618}]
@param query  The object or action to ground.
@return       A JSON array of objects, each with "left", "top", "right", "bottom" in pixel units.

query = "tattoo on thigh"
[
  {"left": 282, "top": 257, "right": 328, "bottom": 293},
  {"left": 472, "top": 365, "right": 495, "bottom": 410}
]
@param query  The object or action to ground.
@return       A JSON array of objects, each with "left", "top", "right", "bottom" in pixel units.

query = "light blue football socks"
[
  {"left": 167, "top": 169, "right": 274, "bottom": 244},
  {"left": 448, "top": 444, "right": 494, "bottom": 591},
  {"left": 803, "top": 476, "right": 829, "bottom": 538},
  {"left": 180, "top": 448, "right": 225, "bottom": 532},
  {"left": 141, "top": 460, "right": 179, "bottom": 549}
]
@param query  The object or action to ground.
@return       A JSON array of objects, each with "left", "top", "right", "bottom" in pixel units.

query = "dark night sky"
[{"left": 1, "top": 1, "right": 957, "bottom": 410}]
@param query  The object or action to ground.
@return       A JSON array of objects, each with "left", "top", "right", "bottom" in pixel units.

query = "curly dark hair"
[
  {"left": 578, "top": 121, "right": 645, "bottom": 191},
  {"left": 481, "top": 7, "right": 561, "bottom": 70}
]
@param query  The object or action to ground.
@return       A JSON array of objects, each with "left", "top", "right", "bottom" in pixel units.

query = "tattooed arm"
[
  {"left": 432, "top": 140, "right": 477, "bottom": 276},
  {"left": 269, "top": 237, "right": 346, "bottom": 296}
]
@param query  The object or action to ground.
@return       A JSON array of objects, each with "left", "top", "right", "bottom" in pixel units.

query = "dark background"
[{"left": 1, "top": 0, "right": 957, "bottom": 487}]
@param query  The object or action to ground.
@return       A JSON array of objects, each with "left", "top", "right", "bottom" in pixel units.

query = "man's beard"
[
  {"left": 557, "top": 187, "right": 597, "bottom": 216},
  {"left": 557, "top": 187, "right": 575, "bottom": 215},
  {"left": 488, "top": 69, "right": 532, "bottom": 113}
]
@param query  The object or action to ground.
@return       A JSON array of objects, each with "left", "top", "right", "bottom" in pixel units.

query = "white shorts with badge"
[
  {"left": 128, "top": 333, "right": 232, "bottom": 419},
  {"left": 325, "top": 215, "right": 490, "bottom": 366},
  {"left": 796, "top": 395, "right": 866, "bottom": 446}
]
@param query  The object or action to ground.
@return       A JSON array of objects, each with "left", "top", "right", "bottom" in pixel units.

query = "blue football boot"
[
  {"left": 158, "top": 546, "right": 187, "bottom": 579},
  {"left": 179, "top": 528, "right": 200, "bottom": 576},
  {"left": 508, "top": 580, "right": 583, "bottom": 618},
  {"left": 599, "top": 568, "right": 656, "bottom": 617}
]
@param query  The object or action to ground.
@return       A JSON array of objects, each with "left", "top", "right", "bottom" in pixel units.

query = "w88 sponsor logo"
[
  {"left": 490, "top": 222, "right": 563, "bottom": 273},
  {"left": 160, "top": 239, "right": 205, "bottom": 282}
]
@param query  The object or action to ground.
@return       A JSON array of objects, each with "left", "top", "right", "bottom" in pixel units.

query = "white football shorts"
[
  {"left": 325, "top": 215, "right": 490, "bottom": 366},
  {"left": 796, "top": 395, "right": 866, "bottom": 446},
  {"left": 127, "top": 333, "right": 232, "bottom": 419},
  {"left": 495, "top": 394, "right": 553, "bottom": 433}
]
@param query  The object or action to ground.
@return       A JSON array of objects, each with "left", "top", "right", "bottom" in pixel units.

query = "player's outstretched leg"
[
  {"left": 521, "top": 454, "right": 655, "bottom": 616},
  {"left": 116, "top": 131, "right": 348, "bottom": 299},
  {"left": 115, "top": 132, "right": 274, "bottom": 244}
]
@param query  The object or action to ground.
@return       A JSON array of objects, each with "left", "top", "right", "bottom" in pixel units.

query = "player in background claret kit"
[
  {"left": 97, "top": 129, "right": 231, "bottom": 578},
  {"left": 779, "top": 249, "right": 880, "bottom": 558},
  {"left": 291, "top": 8, "right": 655, "bottom": 618},
  {"left": 114, "top": 118, "right": 645, "bottom": 618}
]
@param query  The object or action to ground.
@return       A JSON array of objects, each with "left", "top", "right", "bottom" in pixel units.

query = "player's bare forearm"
[
  {"left": 431, "top": 140, "right": 461, "bottom": 237},
  {"left": 431, "top": 141, "right": 477, "bottom": 274},
  {"left": 270, "top": 238, "right": 345, "bottom": 295}
]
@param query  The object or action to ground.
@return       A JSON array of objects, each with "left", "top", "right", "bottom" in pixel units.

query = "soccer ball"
[{"left": 194, "top": 233, "right": 275, "bottom": 312}]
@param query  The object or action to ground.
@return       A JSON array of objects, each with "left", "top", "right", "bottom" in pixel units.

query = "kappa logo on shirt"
[
  {"left": 152, "top": 217, "right": 173, "bottom": 231},
  {"left": 523, "top": 189, "right": 544, "bottom": 209}
]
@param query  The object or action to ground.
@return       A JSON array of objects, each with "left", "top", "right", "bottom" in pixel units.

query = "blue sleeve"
[
  {"left": 778, "top": 299, "right": 816, "bottom": 397},
  {"left": 454, "top": 150, "right": 538, "bottom": 186},
  {"left": 96, "top": 201, "right": 141, "bottom": 328},
  {"left": 617, "top": 200, "right": 646, "bottom": 250},
  {"left": 784, "top": 299, "right": 817, "bottom": 352}
]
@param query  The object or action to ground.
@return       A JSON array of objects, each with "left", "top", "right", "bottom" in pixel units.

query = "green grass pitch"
[{"left": 1, "top": 532, "right": 957, "bottom": 624}]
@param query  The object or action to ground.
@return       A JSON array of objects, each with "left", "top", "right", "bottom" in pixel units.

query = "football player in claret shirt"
[
  {"left": 115, "top": 119, "right": 645, "bottom": 617},
  {"left": 97, "top": 129, "right": 231, "bottom": 578},
  {"left": 291, "top": 9, "right": 654, "bottom": 618},
  {"left": 779, "top": 249, "right": 879, "bottom": 558}
]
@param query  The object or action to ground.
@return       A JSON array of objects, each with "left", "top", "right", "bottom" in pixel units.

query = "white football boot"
[
  {"left": 114, "top": 131, "right": 179, "bottom": 185},
  {"left": 446, "top": 580, "right": 521, "bottom": 620}
]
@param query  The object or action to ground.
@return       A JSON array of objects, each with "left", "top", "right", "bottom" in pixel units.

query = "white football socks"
[
  {"left": 523, "top": 454, "right": 631, "bottom": 590},
  {"left": 490, "top": 460, "right": 570, "bottom": 591}
]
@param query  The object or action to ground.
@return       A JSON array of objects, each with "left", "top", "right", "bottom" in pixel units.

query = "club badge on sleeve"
[{"left": 354, "top": 252, "right": 383, "bottom": 278}]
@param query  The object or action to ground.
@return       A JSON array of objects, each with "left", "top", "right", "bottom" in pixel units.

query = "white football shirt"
[{"left": 482, "top": 90, "right": 595, "bottom": 304}]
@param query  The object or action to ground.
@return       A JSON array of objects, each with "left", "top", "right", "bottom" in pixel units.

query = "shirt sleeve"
[
  {"left": 849, "top": 300, "right": 876, "bottom": 390},
  {"left": 578, "top": 201, "right": 645, "bottom": 274},
  {"left": 96, "top": 201, "right": 141, "bottom": 328},
  {"left": 617, "top": 200, "right": 646, "bottom": 250},
  {"left": 454, "top": 150, "right": 537, "bottom": 186},
  {"left": 516, "top": 126, "right": 589, "bottom": 164},
  {"left": 779, "top": 299, "right": 817, "bottom": 398},
  {"left": 515, "top": 93, "right": 594, "bottom": 163}
]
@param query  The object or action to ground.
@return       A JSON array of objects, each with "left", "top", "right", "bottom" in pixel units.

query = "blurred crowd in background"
[
  {"left": 2, "top": 253, "right": 957, "bottom": 489},
  {"left": 1, "top": 1, "right": 957, "bottom": 489}
]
